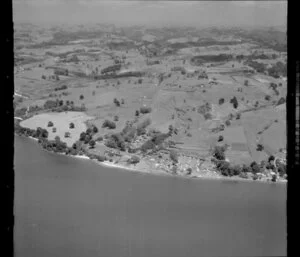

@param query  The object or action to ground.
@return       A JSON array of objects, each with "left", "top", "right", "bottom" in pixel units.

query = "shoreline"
[{"left": 17, "top": 134, "right": 287, "bottom": 184}]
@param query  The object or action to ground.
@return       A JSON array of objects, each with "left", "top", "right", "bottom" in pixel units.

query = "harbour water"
[{"left": 14, "top": 136, "right": 287, "bottom": 257}]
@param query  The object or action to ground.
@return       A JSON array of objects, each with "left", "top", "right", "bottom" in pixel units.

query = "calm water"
[{"left": 14, "top": 136, "right": 287, "bottom": 257}]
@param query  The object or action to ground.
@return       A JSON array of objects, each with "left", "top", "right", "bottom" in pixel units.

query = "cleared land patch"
[{"left": 20, "top": 111, "right": 93, "bottom": 146}]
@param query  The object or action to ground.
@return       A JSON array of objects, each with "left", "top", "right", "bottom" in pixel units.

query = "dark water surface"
[{"left": 14, "top": 136, "right": 287, "bottom": 257}]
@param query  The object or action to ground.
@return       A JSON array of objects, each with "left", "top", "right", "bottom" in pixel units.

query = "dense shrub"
[
  {"left": 169, "top": 150, "right": 179, "bottom": 163},
  {"left": 140, "top": 106, "right": 152, "bottom": 114},
  {"left": 265, "top": 95, "right": 271, "bottom": 101},
  {"left": 277, "top": 163, "right": 286, "bottom": 177},
  {"left": 231, "top": 165, "right": 242, "bottom": 176},
  {"left": 151, "top": 133, "right": 169, "bottom": 145},
  {"left": 102, "top": 120, "right": 116, "bottom": 129},
  {"left": 277, "top": 97, "right": 286, "bottom": 105},
  {"left": 267, "top": 61, "right": 287, "bottom": 78},
  {"left": 230, "top": 96, "right": 238, "bottom": 109},
  {"left": 127, "top": 155, "right": 140, "bottom": 164},
  {"left": 250, "top": 162, "right": 261, "bottom": 174},
  {"left": 96, "top": 155, "right": 106, "bottom": 162},
  {"left": 36, "top": 127, "right": 49, "bottom": 139},
  {"left": 123, "top": 127, "right": 136, "bottom": 142},
  {"left": 137, "top": 127, "right": 146, "bottom": 136},
  {"left": 105, "top": 133, "right": 126, "bottom": 151},
  {"left": 54, "top": 85, "right": 68, "bottom": 91},
  {"left": 92, "top": 125, "right": 98, "bottom": 134},
  {"left": 268, "top": 155, "right": 275, "bottom": 162},
  {"left": 137, "top": 118, "right": 151, "bottom": 130},
  {"left": 140, "top": 140, "right": 156, "bottom": 152},
  {"left": 89, "top": 140, "right": 96, "bottom": 148},
  {"left": 256, "top": 144, "right": 264, "bottom": 151},
  {"left": 239, "top": 172, "right": 248, "bottom": 179},
  {"left": 84, "top": 134, "right": 92, "bottom": 144},
  {"left": 204, "top": 113, "right": 213, "bottom": 120},
  {"left": 212, "top": 145, "right": 226, "bottom": 160},
  {"left": 225, "top": 120, "right": 231, "bottom": 126},
  {"left": 241, "top": 164, "right": 252, "bottom": 174},
  {"left": 215, "top": 160, "right": 231, "bottom": 176}
]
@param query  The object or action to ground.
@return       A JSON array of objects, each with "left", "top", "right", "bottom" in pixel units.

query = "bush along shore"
[
  {"left": 14, "top": 121, "right": 106, "bottom": 161},
  {"left": 15, "top": 119, "right": 287, "bottom": 183}
]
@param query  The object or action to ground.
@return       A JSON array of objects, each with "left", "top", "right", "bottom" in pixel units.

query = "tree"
[
  {"left": 230, "top": 96, "right": 238, "bottom": 109},
  {"left": 102, "top": 120, "right": 116, "bottom": 129},
  {"left": 218, "top": 135, "right": 224, "bottom": 142},
  {"left": 96, "top": 136, "right": 103, "bottom": 142},
  {"left": 69, "top": 122, "right": 75, "bottom": 129},
  {"left": 47, "top": 121, "right": 54, "bottom": 127},
  {"left": 84, "top": 134, "right": 92, "bottom": 144},
  {"left": 114, "top": 115, "right": 119, "bottom": 121},
  {"left": 92, "top": 125, "right": 98, "bottom": 134},
  {"left": 225, "top": 120, "right": 231, "bottom": 126},
  {"left": 268, "top": 155, "right": 275, "bottom": 163},
  {"left": 64, "top": 132, "right": 70, "bottom": 138},
  {"left": 250, "top": 161, "right": 260, "bottom": 174},
  {"left": 86, "top": 128, "right": 93, "bottom": 135},
  {"left": 135, "top": 110, "right": 140, "bottom": 117},
  {"left": 113, "top": 98, "right": 120, "bottom": 107},
  {"left": 80, "top": 95, "right": 84, "bottom": 100},
  {"left": 89, "top": 140, "right": 96, "bottom": 148},
  {"left": 219, "top": 98, "right": 225, "bottom": 105},
  {"left": 121, "top": 98, "right": 125, "bottom": 104},
  {"left": 41, "top": 75, "right": 46, "bottom": 80},
  {"left": 79, "top": 132, "right": 86, "bottom": 141},
  {"left": 244, "top": 80, "right": 249, "bottom": 86},
  {"left": 256, "top": 144, "right": 264, "bottom": 151}
]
